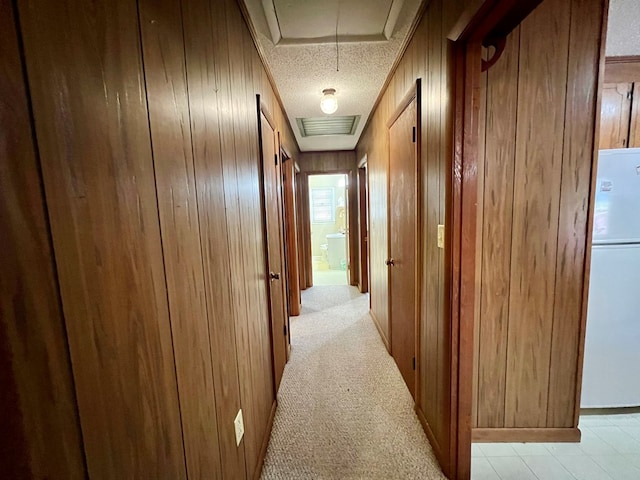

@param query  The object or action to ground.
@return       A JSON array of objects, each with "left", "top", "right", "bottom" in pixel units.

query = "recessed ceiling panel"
[
  {"left": 297, "top": 116, "right": 361, "bottom": 137},
  {"left": 272, "top": 0, "right": 394, "bottom": 39}
]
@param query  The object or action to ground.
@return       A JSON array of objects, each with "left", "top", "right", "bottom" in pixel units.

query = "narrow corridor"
[{"left": 261, "top": 286, "right": 445, "bottom": 479}]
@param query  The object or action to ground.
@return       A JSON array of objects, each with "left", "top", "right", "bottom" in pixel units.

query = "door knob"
[
  {"left": 269, "top": 272, "right": 281, "bottom": 280},
  {"left": 385, "top": 258, "right": 395, "bottom": 266}
]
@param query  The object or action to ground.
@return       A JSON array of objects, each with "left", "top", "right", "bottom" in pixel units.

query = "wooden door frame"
[
  {"left": 279, "top": 140, "right": 301, "bottom": 318},
  {"left": 301, "top": 170, "right": 358, "bottom": 286},
  {"left": 386, "top": 80, "right": 421, "bottom": 394},
  {"left": 447, "top": 1, "right": 544, "bottom": 478},
  {"left": 357, "top": 155, "right": 369, "bottom": 294}
]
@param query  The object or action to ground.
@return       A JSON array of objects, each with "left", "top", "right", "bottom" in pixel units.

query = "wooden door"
[
  {"left": 282, "top": 157, "right": 301, "bottom": 316},
  {"left": 388, "top": 98, "right": 418, "bottom": 397},
  {"left": 599, "top": 83, "right": 632, "bottom": 149},
  {"left": 259, "top": 106, "right": 288, "bottom": 392}
]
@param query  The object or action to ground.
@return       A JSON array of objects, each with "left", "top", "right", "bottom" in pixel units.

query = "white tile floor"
[{"left": 471, "top": 412, "right": 640, "bottom": 480}]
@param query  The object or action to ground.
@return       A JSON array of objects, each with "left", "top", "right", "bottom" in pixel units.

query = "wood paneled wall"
[
  {"left": 0, "top": 1, "right": 86, "bottom": 477},
  {"left": 298, "top": 151, "right": 359, "bottom": 287},
  {"left": 473, "top": 0, "right": 605, "bottom": 440},
  {"left": 3, "top": 0, "right": 297, "bottom": 477},
  {"left": 356, "top": 0, "right": 466, "bottom": 471}
]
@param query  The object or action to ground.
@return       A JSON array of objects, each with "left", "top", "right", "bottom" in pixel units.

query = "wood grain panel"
[
  {"left": 472, "top": 61, "right": 488, "bottom": 428},
  {"left": 181, "top": 0, "right": 247, "bottom": 475},
  {"left": 599, "top": 83, "right": 632, "bottom": 149},
  {"left": 220, "top": 6, "right": 266, "bottom": 475},
  {"left": 0, "top": 2, "right": 86, "bottom": 476},
  {"left": 473, "top": 0, "right": 605, "bottom": 437},
  {"left": 283, "top": 158, "right": 301, "bottom": 316},
  {"left": 389, "top": 97, "right": 418, "bottom": 397},
  {"left": 547, "top": 0, "right": 604, "bottom": 429},
  {"left": 504, "top": 0, "right": 570, "bottom": 428},
  {"left": 630, "top": 84, "right": 640, "bottom": 148},
  {"left": 476, "top": 29, "right": 520, "bottom": 429},
  {"left": 604, "top": 56, "right": 640, "bottom": 83},
  {"left": 138, "top": 0, "right": 226, "bottom": 476},
  {"left": 18, "top": 0, "right": 187, "bottom": 476}
]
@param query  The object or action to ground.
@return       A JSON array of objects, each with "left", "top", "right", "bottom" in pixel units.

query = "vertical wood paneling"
[
  {"left": 473, "top": 0, "right": 605, "bottom": 437},
  {"left": 137, "top": 0, "right": 222, "bottom": 476},
  {"left": 477, "top": 30, "right": 520, "bottom": 429},
  {"left": 0, "top": 2, "right": 86, "bottom": 476},
  {"left": 547, "top": 0, "right": 603, "bottom": 428},
  {"left": 181, "top": 0, "right": 246, "bottom": 476},
  {"left": 423, "top": 3, "right": 441, "bottom": 434},
  {"left": 18, "top": 0, "right": 187, "bottom": 476},
  {"left": 505, "top": 0, "right": 570, "bottom": 428},
  {"left": 472, "top": 63, "right": 488, "bottom": 428}
]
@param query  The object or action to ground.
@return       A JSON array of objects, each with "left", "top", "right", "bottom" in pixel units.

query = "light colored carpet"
[{"left": 261, "top": 285, "right": 446, "bottom": 480}]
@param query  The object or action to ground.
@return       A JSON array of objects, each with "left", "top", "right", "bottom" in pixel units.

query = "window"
[{"left": 310, "top": 187, "right": 335, "bottom": 223}]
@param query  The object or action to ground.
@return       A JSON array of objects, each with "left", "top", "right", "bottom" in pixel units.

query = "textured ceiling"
[
  {"left": 606, "top": 0, "right": 640, "bottom": 56},
  {"left": 242, "top": 0, "right": 422, "bottom": 152}
]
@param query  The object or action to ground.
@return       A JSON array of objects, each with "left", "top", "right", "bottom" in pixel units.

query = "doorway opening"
[{"left": 308, "top": 174, "right": 349, "bottom": 286}]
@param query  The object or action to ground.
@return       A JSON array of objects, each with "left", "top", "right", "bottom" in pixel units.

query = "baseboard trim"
[
  {"left": 416, "top": 406, "right": 449, "bottom": 474},
  {"left": 253, "top": 400, "right": 277, "bottom": 479},
  {"left": 369, "top": 309, "right": 390, "bottom": 352},
  {"left": 472, "top": 427, "right": 581, "bottom": 443}
]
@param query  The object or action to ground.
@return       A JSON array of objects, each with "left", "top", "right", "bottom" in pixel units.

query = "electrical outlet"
[
  {"left": 437, "top": 224, "right": 445, "bottom": 249},
  {"left": 234, "top": 409, "right": 244, "bottom": 446}
]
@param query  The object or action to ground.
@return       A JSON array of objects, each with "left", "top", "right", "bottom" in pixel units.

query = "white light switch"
[
  {"left": 234, "top": 409, "right": 244, "bottom": 446},
  {"left": 437, "top": 224, "right": 445, "bottom": 249}
]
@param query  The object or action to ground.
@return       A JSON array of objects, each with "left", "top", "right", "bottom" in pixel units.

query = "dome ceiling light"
[{"left": 320, "top": 88, "right": 338, "bottom": 114}]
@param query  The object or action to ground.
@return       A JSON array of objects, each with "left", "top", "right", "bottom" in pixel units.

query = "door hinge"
[
  {"left": 275, "top": 153, "right": 278, "bottom": 165},
  {"left": 412, "top": 126, "right": 416, "bottom": 143},
  {"left": 283, "top": 324, "right": 288, "bottom": 336},
  {"left": 412, "top": 357, "right": 416, "bottom": 370}
]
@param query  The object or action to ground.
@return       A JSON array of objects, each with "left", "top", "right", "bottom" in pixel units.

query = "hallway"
[{"left": 261, "top": 286, "right": 445, "bottom": 479}]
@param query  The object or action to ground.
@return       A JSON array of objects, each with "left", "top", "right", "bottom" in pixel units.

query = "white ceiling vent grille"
[{"left": 296, "top": 116, "right": 361, "bottom": 137}]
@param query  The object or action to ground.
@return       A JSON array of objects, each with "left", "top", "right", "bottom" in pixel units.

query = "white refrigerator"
[{"left": 581, "top": 148, "right": 640, "bottom": 408}]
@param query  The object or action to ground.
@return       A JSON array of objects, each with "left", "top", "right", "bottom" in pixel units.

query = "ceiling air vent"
[{"left": 296, "top": 116, "right": 361, "bottom": 137}]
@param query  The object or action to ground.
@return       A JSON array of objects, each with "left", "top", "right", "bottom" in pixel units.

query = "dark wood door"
[
  {"left": 282, "top": 157, "right": 301, "bottom": 317},
  {"left": 389, "top": 98, "right": 418, "bottom": 397},
  {"left": 260, "top": 109, "right": 288, "bottom": 392}
]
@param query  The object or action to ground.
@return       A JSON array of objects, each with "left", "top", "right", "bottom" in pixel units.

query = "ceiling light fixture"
[{"left": 320, "top": 88, "right": 338, "bottom": 114}]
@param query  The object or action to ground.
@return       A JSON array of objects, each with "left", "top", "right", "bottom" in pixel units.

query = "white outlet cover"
[{"left": 234, "top": 409, "right": 244, "bottom": 446}]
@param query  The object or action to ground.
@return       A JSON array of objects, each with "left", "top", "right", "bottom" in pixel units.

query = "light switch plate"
[
  {"left": 437, "top": 224, "right": 445, "bottom": 249},
  {"left": 234, "top": 409, "right": 244, "bottom": 446}
]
